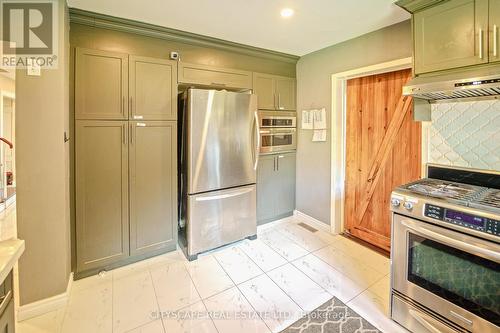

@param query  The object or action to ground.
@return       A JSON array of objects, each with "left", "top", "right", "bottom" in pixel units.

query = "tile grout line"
[
  {"left": 307, "top": 248, "right": 387, "bottom": 303},
  {"left": 212, "top": 252, "right": 274, "bottom": 333},
  {"left": 235, "top": 237, "right": 319, "bottom": 330},
  {"left": 147, "top": 268, "right": 167, "bottom": 333},
  {"left": 183, "top": 257, "right": 222, "bottom": 333}
]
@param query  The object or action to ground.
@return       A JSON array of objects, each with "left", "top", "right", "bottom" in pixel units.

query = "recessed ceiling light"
[{"left": 280, "top": 8, "right": 294, "bottom": 18}]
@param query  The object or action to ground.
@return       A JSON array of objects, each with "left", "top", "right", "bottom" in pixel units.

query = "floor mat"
[{"left": 281, "top": 297, "right": 381, "bottom": 333}]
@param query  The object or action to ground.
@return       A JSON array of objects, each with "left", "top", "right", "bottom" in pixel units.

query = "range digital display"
[{"left": 445, "top": 210, "right": 485, "bottom": 227}]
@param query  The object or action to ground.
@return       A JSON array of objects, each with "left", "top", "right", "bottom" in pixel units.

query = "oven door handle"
[{"left": 401, "top": 219, "right": 500, "bottom": 263}]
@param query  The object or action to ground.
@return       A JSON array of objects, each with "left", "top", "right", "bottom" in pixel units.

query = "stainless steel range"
[{"left": 390, "top": 164, "right": 500, "bottom": 333}]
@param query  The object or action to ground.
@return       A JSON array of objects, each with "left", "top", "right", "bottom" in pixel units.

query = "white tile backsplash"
[{"left": 428, "top": 100, "right": 500, "bottom": 171}]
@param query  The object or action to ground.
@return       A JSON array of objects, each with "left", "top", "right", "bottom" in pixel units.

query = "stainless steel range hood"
[{"left": 404, "top": 66, "right": 500, "bottom": 102}]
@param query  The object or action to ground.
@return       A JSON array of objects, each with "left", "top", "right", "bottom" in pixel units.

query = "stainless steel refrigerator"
[{"left": 178, "top": 88, "right": 259, "bottom": 260}]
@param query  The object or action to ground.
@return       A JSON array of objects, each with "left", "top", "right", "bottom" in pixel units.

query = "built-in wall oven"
[
  {"left": 390, "top": 165, "right": 500, "bottom": 333},
  {"left": 258, "top": 111, "right": 296, "bottom": 154}
]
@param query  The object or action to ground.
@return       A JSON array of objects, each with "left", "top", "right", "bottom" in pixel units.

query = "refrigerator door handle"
[
  {"left": 254, "top": 111, "right": 260, "bottom": 170},
  {"left": 195, "top": 187, "right": 254, "bottom": 202}
]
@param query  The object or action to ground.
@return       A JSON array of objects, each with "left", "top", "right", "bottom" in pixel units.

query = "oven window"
[
  {"left": 261, "top": 119, "right": 273, "bottom": 127},
  {"left": 408, "top": 234, "right": 500, "bottom": 325},
  {"left": 273, "top": 119, "right": 293, "bottom": 127},
  {"left": 273, "top": 134, "right": 293, "bottom": 146},
  {"left": 261, "top": 135, "right": 272, "bottom": 147}
]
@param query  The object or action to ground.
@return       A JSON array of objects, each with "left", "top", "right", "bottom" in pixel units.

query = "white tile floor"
[{"left": 17, "top": 216, "right": 409, "bottom": 333}]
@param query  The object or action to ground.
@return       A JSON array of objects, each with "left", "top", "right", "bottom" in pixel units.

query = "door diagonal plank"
[{"left": 356, "top": 95, "right": 412, "bottom": 222}]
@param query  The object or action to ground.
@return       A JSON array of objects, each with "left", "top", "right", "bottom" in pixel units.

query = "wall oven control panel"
[{"left": 424, "top": 204, "right": 500, "bottom": 236}]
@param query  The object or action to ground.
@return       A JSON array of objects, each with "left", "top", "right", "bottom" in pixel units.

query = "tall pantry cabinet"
[{"left": 75, "top": 48, "right": 178, "bottom": 277}]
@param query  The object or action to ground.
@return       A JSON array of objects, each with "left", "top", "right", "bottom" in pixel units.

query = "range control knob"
[
  {"left": 391, "top": 198, "right": 401, "bottom": 207},
  {"left": 403, "top": 202, "right": 414, "bottom": 210}
]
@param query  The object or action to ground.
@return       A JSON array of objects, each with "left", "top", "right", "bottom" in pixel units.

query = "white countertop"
[
  {"left": 0, "top": 201, "right": 25, "bottom": 283},
  {"left": 0, "top": 239, "right": 24, "bottom": 283}
]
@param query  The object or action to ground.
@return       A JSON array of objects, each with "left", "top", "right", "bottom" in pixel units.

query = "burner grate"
[
  {"left": 476, "top": 189, "right": 500, "bottom": 209},
  {"left": 403, "top": 178, "right": 500, "bottom": 212},
  {"left": 406, "top": 179, "right": 480, "bottom": 201}
]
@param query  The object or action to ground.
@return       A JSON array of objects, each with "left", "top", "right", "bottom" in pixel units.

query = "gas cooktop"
[
  {"left": 399, "top": 178, "right": 500, "bottom": 213},
  {"left": 391, "top": 165, "right": 500, "bottom": 242}
]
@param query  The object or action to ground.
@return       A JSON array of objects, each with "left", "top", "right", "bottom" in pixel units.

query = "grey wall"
[
  {"left": 16, "top": 0, "right": 71, "bottom": 305},
  {"left": 296, "top": 20, "right": 412, "bottom": 225}
]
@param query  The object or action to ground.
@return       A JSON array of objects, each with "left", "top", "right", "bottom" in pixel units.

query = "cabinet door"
[
  {"left": 129, "top": 121, "right": 177, "bottom": 256},
  {"left": 276, "top": 152, "right": 296, "bottom": 216},
  {"left": 275, "top": 77, "right": 296, "bottom": 111},
  {"left": 178, "top": 63, "right": 252, "bottom": 89},
  {"left": 130, "top": 56, "right": 177, "bottom": 120},
  {"left": 413, "top": 0, "right": 489, "bottom": 74},
  {"left": 76, "top": 121, "right": 129, "bottom": 272},
  {"left": 0, "top": 299, "right": 14, "bottom": 333},
  {"left": 490, "top": 0, "right": 500, "bottom": 63},
  {"left": 257, "top": 155, "right": 277, "bottom": 224},
  {"left": 253, "top": 73, "right": 276, "bottom": 110},
  {"left": 75, "top": 48, "right": 128, "bottom": 120}
]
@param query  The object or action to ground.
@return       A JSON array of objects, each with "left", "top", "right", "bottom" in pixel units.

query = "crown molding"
[{"left": 69, "top": 8, "right": 299, "bottom": 64}]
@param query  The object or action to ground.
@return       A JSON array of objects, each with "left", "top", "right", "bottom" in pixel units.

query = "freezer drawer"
[{"left": 187, "top": 184, "right": 257, "bottom": 256}]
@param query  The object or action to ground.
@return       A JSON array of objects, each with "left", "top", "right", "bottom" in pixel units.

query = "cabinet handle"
[
  {"left": 273, "top": 156, "right": 276, "bottom": 171},
  {"left": 479, "top": 28, "right": 484, "bottom": 59},
  {"left": 278, "top": 94, "right": 284, "bottom": 110},
  {"left": 494, "top": 24, "right": 498, "bottom": 58},
  {"left": 211, "top": 82, "right": 227, "bottom": 87},
  {"left": 122, "top": 124, "right": 126, "bottom": 144},
  {"left": 130, "top": 123, "right": 134, "bottom": 145},
  {"left": 129, "top": 96, "right": 133, "bottom": 117},
  {"left": 122, "top": 96, "right": 125, "bottom": 116}
]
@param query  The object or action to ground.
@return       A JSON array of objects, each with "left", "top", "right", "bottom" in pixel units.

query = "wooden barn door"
[{"left": 345, "top": 69, "right": 421, "bottom": 252}]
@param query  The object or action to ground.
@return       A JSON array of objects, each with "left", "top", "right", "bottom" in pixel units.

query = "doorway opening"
[
  {"left": 0, "top": 83, "right": 15, "bottom": 207},
  {"left": 330, "top": 58, "right": 427, "bottom": 251}
]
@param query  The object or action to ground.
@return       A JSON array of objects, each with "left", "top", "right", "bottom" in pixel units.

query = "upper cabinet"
[
  {"left": 399, "top": 0, "right": 500, "bottom": 75},
  {"left": 75, "top": 48, "right": 128, "bottom": 120},
  {"left": 76, "top": 48, "right": 178, "bottom": 120},
  {"left": 490, "top": 0, "right": 500, "bottom": 63},
  {"left": 413, "top": 0, "right": 489, "bottom": 74},
  {"left": 253, "top": 73, "right": 296, "bottom": 111},
  {"left": 129, "top": 56, "right": 178, "bottom": 120},
  {"left": 178, "top": 62, "right": 252, "bottom": 89}
]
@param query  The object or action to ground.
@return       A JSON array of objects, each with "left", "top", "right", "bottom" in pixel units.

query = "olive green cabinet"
[
  {"left": 256, "top": 155, "right": 276, "bottom": 223},
  {"left": 129, "top": 121, "right": 177, "bottom": 256},
  {"left": 75, "top": 48, "right": 129, "bottom": 120},
  {"left": 413, "top": 0, "right": 489, "bottom": 74},
  {"left": 76, "top": 49, "right": 177, "bottom": 121},
  {"left": 490, "top": 0, "right": 500, "bottom": 63},
  {"left": 178, "top": 62, "right": 252, "bottom": 89},
  {"left": 129, "top": 56, "right": 178, "bottom": 120},
  {"left": 253, "top": 74, "right": 276, "bottom": 110},
  {"left": 75, "top": 49, "right": 178, "bottom": 277},
  {"left": 76, "top": 120, "right": 178, "bottom": 275},
  {"left": 257, "top": 152, "right": 296, "bottom": 224},
  {"left": 253, "top": 73, "right": 296, "bottom": 111},
  {"left": 76, "top": 121, "right": 130, "bottom": 272}
]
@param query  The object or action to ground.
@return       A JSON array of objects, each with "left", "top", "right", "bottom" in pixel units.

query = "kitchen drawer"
[{"left": 178, "top": 62, "right": 252, "bottom": 89}]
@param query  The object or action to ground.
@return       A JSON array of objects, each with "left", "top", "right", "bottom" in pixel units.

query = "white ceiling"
[{"left": 67, "top": 0, "right": 410, "bottom": 56}]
